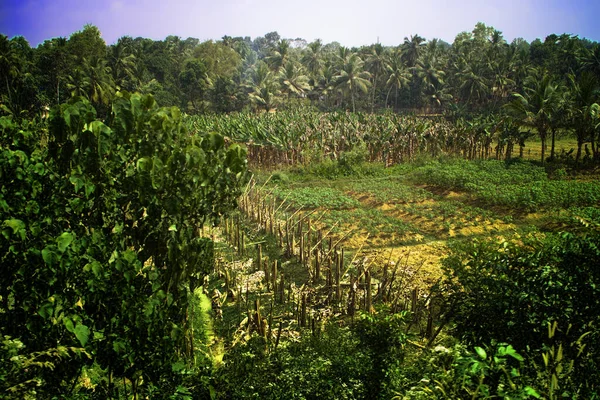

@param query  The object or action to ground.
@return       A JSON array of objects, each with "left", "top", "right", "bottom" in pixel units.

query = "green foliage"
[
  {"left": 0, "top": 93, "right": 247, "bottom": 396},
  {"left": 353, "top": 312, "right": 408, "bottom": 398},
  {"left": 399, "top": 343, "right": 540, "bottom": 399},
  {"left": 272, "top": 186, "right": 360, "bottom": 209},
  {"left": 409, "top": 158, "right": 548, "bottom": 190},
  {"left": 338, "top": 178, "right": 432, "bottom": 204},
  {"left": 409, "top": 158, "right": 600, "bottom": 211},
  {"left": 0, "top": 335, "right": 90, "bottom": 399},
  {"left": 212, "top": 315, "right": 411, "bottom": 400},
  {"left": 440, "top": 232, "right": 600, "bottom": 397}
]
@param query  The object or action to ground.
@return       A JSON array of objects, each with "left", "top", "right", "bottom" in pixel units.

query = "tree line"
[{"left": 2, "top": 23, "right": 600, "bottom": 164}]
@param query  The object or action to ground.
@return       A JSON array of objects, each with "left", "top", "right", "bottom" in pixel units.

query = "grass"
[
  {"left": 272, "top": 186, "right": 360, "bottom": 209},
  {"left": 521, "top": 137, "right": 580, "bottom": 161}
]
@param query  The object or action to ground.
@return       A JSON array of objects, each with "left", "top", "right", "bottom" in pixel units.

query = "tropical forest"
[{"left": 1, "top": 22, "right": 600, "bottom": 399}]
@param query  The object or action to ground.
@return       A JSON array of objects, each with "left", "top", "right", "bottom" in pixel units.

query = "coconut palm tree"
[
  {"left": 109, "top": 38, "right": 137, "bottom": 91},
  {"left": 505, "top": 70, "right": 559, "bottom": 163},
  {"left": 366, "top": 43, "right": 387, "bottom": 111},
  {"left": 401, "top": 35, "right": 426, "bottom": 68},
  {"left": 384, "top": 50, "right": 411, "bottom": 109},
  {"left": 83, "top": 56, "right": 115, "bottom": 107},
  {"left": 416, "top": 53, "right": 449, "bottom": 109},
  {"left": 333, "top": 53, "right": 371, "bottom": 112},
  {"left": 266, "top": 40, "right": 290, "bottom": 72},
  {"left": 455, "top": 56, "right": 490, "bottom": 108},
  {"left": 247, "top": 60, "right": 280, "bottom": 111},
  {"left": 567, "top": 71, "right": 600, "bottom": 163},
  {"left": 301, "top": 39, "right": 323, "bottom": 80},
  {"left": 279, "top": 61, "right": 310, "bottom": 98}
]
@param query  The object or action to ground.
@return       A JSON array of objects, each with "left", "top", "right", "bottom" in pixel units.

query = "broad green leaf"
[
  {"left": 64, "top": 318, "right": 75, "bottom": 333},
  {"left": 74, "top": 323, "right": 90, "bottom": 347},
  {"left": 84, "top": 182, "right": 95, "bottom": 198},
  {"left": 3, "top": 219, "right": 26, "bottom": 240},
  {"left": 474, "top": 346, "right": 487, "bottom": 360},
  {"left": 38, "top": 303, "right": 54, "bottom": 319},
  {"left": 136, "top": 157, "right": 152, "bottom": 172},
  {"left": 504, "top": 345, "right": 524, "bottom": 361},
  {"left": 57, "top": 232, "right": 74, "bottom": 252},
  {"left": 42, "top": 247, "right": 57, "bottom": 265},
  {"left": 70, "top": 175, "right": 84, "bottom": 193},
  {"left": 525, "top": 386, "right": 541, "bottom": 398},
  {"left": 113, "top": 340, "right": 126, "bottom": 353},
  {"left": 171, "top": 360, "right": 185, "bottom": 372}
]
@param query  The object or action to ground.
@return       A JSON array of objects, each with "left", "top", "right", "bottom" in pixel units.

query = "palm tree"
[
  {"left": 333, "top": 53, "right": 371, "bottom": 112},
  {"left": 366, "top": 43, "right": 387, "bottom": 111},
  {"left": 279, "top": 61, "right": 310, "bottom": 98},
  {"left": 247, "top": 60, "right": 280, "bottom": 111},
  {"left": 581, "top": 44, "right": 600, "bottom": 77},
  {"left": 66, "top": 66, "right": 90, "bottom": 98},
  {"left": 0, "top": 35, "right": 19, "bottom": 108},
  {"left": 567, "top": 71, "right": 600, "bottom": 163},
  {"left": 401, "top": 35, "right": 426, "bottom": 68},
  {"left": 266, "top": 40, "right": 289, "bottom": 72},
  {"left": 84, "top": 56, "right": 115, "bottom": 106},
  {"left": 505, "top": 71, "right": 559, "bottom": 163},
  {"left": 301, "top": 39, "right": 323, "bottom": 80},
  {"left": 109, "top": 38, "right": 137, "bottom": 90},
  {"left": 455, "top": 56, "right": 490, "bottom": 108},
  {"left": 384, "top": 50, "right": 410, "bottom": 109},
  {"left": 416, "top": 53, "right": 448, "bottom": 109}
]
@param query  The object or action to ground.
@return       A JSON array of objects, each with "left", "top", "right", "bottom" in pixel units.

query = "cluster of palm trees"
[{"left": 243, "top": 35, "right": 430, "bottom": 112}]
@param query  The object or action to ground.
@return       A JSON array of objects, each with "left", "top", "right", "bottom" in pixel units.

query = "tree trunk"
[
  {"left": 576, "top": 133, "right": 583, "bottom": 165},
  {"left": 550, "top": 128, "right": 557, "bottom": 161},
  {"left": 540, "top": 129, "right": 547, "bottom": 164},
  {"left": 371, "top": 73, "right": 377, "bottom": 113}
]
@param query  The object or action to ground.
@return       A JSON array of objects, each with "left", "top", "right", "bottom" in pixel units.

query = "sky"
[{"left": 1, "top": 0, "right": 600, "bottom": 48}]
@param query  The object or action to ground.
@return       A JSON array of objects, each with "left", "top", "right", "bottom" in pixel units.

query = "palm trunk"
[
  {"left": 371, "top": 73, "right": 377, "bottom": 113},
  {"left": 385, "top": 86, "right": 393, "bottom": 108},
  {"left": 575, "top": 133, "right": 583, "bottom": 164},
  {"left": 540, "top": 130, "right": 547, "bottom": 164},
  {"left": 5, "top": 75, "right": 12, "bottom": 107},
  {"left": 550, "top": 128, "right": 556, "bottom": 161}
]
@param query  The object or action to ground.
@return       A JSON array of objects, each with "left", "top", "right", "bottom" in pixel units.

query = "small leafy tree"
[{"left": 0, "top": 92, "right": 247, "bottom": 397}]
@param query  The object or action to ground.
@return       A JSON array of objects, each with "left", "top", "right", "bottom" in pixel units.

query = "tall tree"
[
  {"left": 334, "top": 53, "right": 371, "bottom": 112},
  {"left": 279, "top": 61, "right": 310, "bottom": 99},
  {"left": 567, "top": 71, "right": 600, "bottom": 163},
  {"left": 265, "top": 40, "right": 290, "bottom": 72},
  {"left": 247, "top": 60, "right": 280, "bottom": 111},
  {"left": 505, "top": 70, "right": 560, "bottom": 163},
  {"left": 108, "top": 37, "right": 137, "bottom": 91},
  {"left": 401, "top": 35, "right": 426, "bottom": 68},
  {"left": 366, "top": 43, "right": 387, "bottom": 111},
  {"left": 384, "top": 50, "right": 411, "bottom": 109},
  {"left": 301, "top": 39, "right": 323, "bottom": 83}
]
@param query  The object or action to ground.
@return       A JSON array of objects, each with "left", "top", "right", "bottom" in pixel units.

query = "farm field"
[
  {"left": 4, "top": 18, "right": 600, "bottom": 398},
  {"left": 200, "top": 155, "right": 600, "bottom": 398}
]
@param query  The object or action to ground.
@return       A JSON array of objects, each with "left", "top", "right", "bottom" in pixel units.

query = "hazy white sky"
[{"left": 2, "top": 0, "right": 599, "bottom": 47}]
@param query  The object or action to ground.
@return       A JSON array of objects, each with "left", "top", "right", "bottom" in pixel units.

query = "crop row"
[{"left": 187, "top": 111, "right": 510, "bottom": 166}]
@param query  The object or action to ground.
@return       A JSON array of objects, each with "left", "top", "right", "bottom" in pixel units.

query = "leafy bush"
[
  {"left": 212, "top": 327, "right": 370, "bottom": 399},
  {"left": 440, "top": 232, "right": 600, "bottom": 397},
  {"left": 0, "top": 93, "right": 247, "bottom": 396},
  {"left": 398, "top": 343, "right": 540, "bottom": 399}
]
